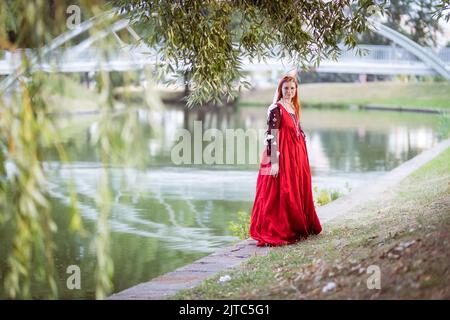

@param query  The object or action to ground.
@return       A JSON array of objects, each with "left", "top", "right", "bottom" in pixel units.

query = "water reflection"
[
  {"left": 47, "top": 164, "right": 239, "bottom": 253},
  {"left": 53, "top": 105, "right": 443, "bottom": 173}
]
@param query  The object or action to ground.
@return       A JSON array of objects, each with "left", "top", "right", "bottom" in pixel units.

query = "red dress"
[{"left": 250, "top": 102, "right": 322, "bottom": 246}]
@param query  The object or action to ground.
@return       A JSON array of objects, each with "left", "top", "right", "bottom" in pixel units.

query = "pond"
[{"left": 0, "top": 103, "right": 444, "bottom": 298}]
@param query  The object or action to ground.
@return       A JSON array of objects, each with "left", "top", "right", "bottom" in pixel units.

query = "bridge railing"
[
  {"left": 0, "top": 45, "right": 158, "bottom": 74},
  {"left": 1, "top": 45, "right": 449, "bottom": 75},
  {"left": 337, "top": 45, "right": 450, "bottom": 64},
  {"left": 437, "top": 47, "right": 450, "bottom": 62}
]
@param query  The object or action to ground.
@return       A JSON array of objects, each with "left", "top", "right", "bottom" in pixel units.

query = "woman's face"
[{"left": 281, "top": 81, "right": 296, "bottom": 101}]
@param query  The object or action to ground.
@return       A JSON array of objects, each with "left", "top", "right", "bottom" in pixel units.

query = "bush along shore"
[{"left": 174, "top": 147, "right": 450, "bottom": 299}]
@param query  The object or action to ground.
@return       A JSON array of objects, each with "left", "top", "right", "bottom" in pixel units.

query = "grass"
[
  {"left": 240, "top": 82, "right": 450, "bottom": 110},
  {"left": 228, "top": 211, "right": 251, "bottom": 240},
  {"left": 173, "top": 147, "right": 450, "bottom": 299},
  {"left": 43, "top": 74, "right": 124, "bottom": 113},
  {"left": 313, "top": 186, "right": 347, "bottom": 206},
  {"left": 40, "top": 76, "right": 450, "bottom": 112}
]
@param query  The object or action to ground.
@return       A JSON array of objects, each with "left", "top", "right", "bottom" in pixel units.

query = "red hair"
[{"left": 276, "top": 75, "right": 301, "bottom": 120}]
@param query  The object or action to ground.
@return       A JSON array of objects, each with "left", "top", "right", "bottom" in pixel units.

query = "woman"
[{"left": 250, "top": 74, "right": 322, "bottom": 247}]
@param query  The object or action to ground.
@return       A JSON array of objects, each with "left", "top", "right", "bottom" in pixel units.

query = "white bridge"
[{"left": 1, "top": 12, "right": 449, "bottom": 91}]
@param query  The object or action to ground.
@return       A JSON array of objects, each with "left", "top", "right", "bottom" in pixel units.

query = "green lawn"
[
  {"left": 174, "top": 147, "right": 450, "bottom": 299},
  {"left": 240, "top": 82, "right": 450, "bottom": 110},
  {"left": 43, "top": 74, "right": 125, "bottom": 113},
  {"left": 42, "top": 77, "right": 450, "bottom": 112}
]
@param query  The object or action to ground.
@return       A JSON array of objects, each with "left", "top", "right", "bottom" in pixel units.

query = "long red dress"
[{"left": 250, "top": 102, "right": 322, "bottom": 246}]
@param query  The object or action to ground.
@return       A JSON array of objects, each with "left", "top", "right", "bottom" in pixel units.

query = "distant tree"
[{"left": 357, "top": 0, "right": 445, "bottom": 46}]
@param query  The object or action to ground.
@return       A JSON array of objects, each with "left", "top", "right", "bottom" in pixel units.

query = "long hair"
[{"left": 276, "top": 75, "right": 301, "bottom": 120}]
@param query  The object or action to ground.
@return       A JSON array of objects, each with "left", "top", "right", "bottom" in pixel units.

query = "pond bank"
[
  {"left": 108, "top": 138, "right": 450, "bottom": 300},
  {"left": 360, "top": 104, "right": 448, "bottom": 114},
  {"left": 240, "top": 82, "right": 450, "bottom": 111}
]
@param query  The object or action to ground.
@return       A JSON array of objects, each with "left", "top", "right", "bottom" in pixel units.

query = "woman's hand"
[{"left": 270, "top": 163, "right": 279, "bottom": 177}]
